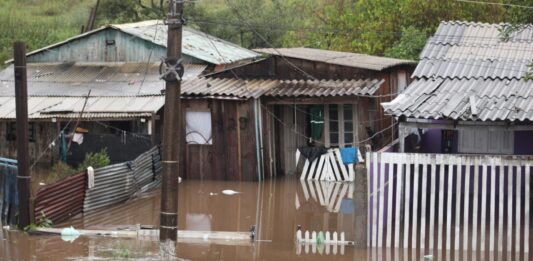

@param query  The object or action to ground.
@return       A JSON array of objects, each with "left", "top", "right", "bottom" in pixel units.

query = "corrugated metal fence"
[
  {"left": 31, "top": 146, "right": 162, "bottom": 223},
  {"left": 0, "top": 157, "right": 17, "bottom": 225},
  {"left": 84, "top": 146, "right": 162, "bottom": 212},
  {"left": 34, "top": 171, "right": 87, "bottom": 224},
  {"left": 367, "top": 152, "right": 531, "bottom": 259}
]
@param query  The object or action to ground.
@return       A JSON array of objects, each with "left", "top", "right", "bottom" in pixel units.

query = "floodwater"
[{"left": 1, "top": 174, "right": 532, "bottom": 260}]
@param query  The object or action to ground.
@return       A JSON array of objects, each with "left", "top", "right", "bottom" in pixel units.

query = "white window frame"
[
  {"left": 458, "top": 128, "right": 514, "bottom": 155},
  {"left": 324, "top": 104, "right": 358, "bottom": 148}
]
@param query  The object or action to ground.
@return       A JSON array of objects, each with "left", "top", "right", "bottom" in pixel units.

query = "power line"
[{"left": 457, "top": 0, "right": 533, "bottom": 9}]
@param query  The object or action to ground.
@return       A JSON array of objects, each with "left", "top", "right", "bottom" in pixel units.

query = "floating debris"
[{"left": 221, "top": 190, "right": 240, "bottom": 195}]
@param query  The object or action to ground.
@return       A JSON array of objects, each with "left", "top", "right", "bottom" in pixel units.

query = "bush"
[
  {"left": 50, "top": 161, "right": 75, "bottom": 180},
  {"left": 77, "top": 148, "right": 111, "bottom": 171}
]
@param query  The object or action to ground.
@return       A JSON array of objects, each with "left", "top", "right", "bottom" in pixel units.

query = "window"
[
  {"left": 397, "top": 71, "right": 408, "bottom": 93},
  {"left": 185, "top": 111, "right": 212, "bottom": 145},
  {"left": 325, "top": 104, "right": 357, "bottom": 147},
  {"left": 459, "top": 128, "right": 513, "bottom": 154},
  {"left": 5, "top": 122, "right": 36, "bottom": 142}
]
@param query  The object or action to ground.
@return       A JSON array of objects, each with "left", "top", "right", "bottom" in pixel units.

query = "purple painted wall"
[
  {"left": 420, "top": 129, "right": 442, "bottom": 153},
  {"left": 514, "top": 130, "right": 533, "bottom": 155}
]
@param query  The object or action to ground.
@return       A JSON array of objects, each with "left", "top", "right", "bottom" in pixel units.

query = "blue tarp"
[{"left": 0, "top": 157, "right": 18, "bottom": 225}]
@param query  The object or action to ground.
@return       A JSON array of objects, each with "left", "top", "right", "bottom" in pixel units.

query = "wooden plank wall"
[
  {"left": 184, "top": 99, "right": 258, "bottom": 181},
  {"left": 366, "top": 152, "right": 531, "bottom": 260}
]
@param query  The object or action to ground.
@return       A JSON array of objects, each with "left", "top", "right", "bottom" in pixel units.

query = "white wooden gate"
[{"left": 367, "top": 152, "right": 531, "bottom": 258}]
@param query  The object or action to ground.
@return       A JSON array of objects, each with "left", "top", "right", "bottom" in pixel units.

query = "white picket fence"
[
  {"left": 367, "top": 152, "right": 531, "bottom": 258},
  {"left": 296, "top": 148, "right": 361, "bottom": 181}
]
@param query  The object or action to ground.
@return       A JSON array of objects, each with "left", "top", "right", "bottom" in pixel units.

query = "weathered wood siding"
[
  {"left": 26, "top": 28, "right": 202, "bottom": 64},
  {"left": 183, "top": 99, "right": 258, "bottom": 181}
]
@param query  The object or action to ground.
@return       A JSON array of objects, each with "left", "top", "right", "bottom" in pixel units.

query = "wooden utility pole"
[
  {"left": 160, "top": 0, "right": 184, "bottom": 242},
  {"left": 13, "top": 42, "right": 32, "bottom": 228}
]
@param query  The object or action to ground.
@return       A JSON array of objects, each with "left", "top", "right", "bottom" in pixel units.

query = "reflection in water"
[
  {"left": 1, "top": 177, "right": 367, "bottom": 260},
  {"left": 297, "top": 180, "right": 354, "bottom": 213},
  {"left": 2, "top": 173, "right": 528, "bottom": 260}
]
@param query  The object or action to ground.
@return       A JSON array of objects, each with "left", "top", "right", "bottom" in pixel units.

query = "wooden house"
[
  {"left": 0, "top": 20, "right": 259, "bottom": 166},
  {"left": 183, "top": 48, "right": 416, "bottom": 180}
]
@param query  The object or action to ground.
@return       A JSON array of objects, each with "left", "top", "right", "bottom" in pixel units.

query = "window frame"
[{"left": 324, "top": 103, "right": 358, "bottom": 148}]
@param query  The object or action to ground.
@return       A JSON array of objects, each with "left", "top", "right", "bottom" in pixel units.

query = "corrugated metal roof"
[
  {"left": 115, "top": 21, "right": 260, "bottom": 65},
  {"left": 432, "top": 21, "right": 533, "bottom": 45},
  {"left": 265, "top": 79, "right": 383, "bottom": 97},
  {"left": 413, "top": 59, "right": 532, "bottom": 80},
  {"left": 14, "top": 20, "right": 259, "bottom": 66},
  {"left": 0, "top": 63, "right": 205, "bottom": 97},
  {"left": 182, "top": 78, "right": 278, "bottom": 99},
  {"left": 420, "top": 41, "right": 533, "bottom": 61},
  {"left": 384, "top": 21, "right": 533, "bottom": 121},
  {"left": 254, "top": 47, "right": 416, "bottom": 71},
  {"left": 0, "top": 96, "right": 164, "bottom": 119},
  {"left": 383, "top": 79, "right": 533, "bottom": 122},
  {"left": 182, "top": 78, "right": 384, "bottom": 99}
]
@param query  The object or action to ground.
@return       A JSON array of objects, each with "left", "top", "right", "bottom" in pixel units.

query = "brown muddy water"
[{"left": 0, "top": 175, "right": 531, "bottom": 260}]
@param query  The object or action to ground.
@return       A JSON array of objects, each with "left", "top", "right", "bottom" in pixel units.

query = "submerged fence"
[
  {"left": 34, "top": 171, "right": 87, "bottom": 224},
  {"left": 83, "top": 146, "right": 162, "bottom": 213},
  {"left": 31, "top": 146, "right": 162, "bottom": 224},
  {"left": 367, "top": 152, "right": 531, "bottom": 257},
  {"left": 0, "top": 157, "right": 17, "bottom": 225}
]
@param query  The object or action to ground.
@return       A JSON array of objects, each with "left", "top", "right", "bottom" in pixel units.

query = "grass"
[{"left": 0, "top": 0, "right": 94, "bottom": 66}]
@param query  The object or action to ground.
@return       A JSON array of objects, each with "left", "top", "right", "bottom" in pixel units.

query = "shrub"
[
  {"left": 77, "top": 148, "right": 111, "bottom": 171},
  {"left": 50, "top": 161, "right": 75, "bottom": 180}
]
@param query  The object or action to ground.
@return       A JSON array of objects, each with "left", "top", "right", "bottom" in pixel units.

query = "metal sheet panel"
[
  {"left": 255, "top": 47, "right": 416, "bottom": 71},
  {"left": 115, "top": 21, "right": 260, "bottom": 65},
  {"left": 83, "top": 146, "right": 161, "bottom": 213},
  {"left": 34, "top": 171, "right": 86, "bottom": 224},
  {"left": 0, "top": 63, "right": 205, "bottom": 97},
  {"left": 0, "top": 96, "right": 164, "bottom": 120},
  {"left": 16, "top": 21, "right": 259, "bottom": 65}
]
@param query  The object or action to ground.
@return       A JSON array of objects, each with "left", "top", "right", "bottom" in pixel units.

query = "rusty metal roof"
[
  {"left": 0, "top": 62, "right": 205, "bottom": 97},
  {"left": 14, "top": 20, "right": 259, "bottom": 66},
  {"left": 384, "top": 21, "right": 533, "bottom": 122},
  {"left": 254, "top": 47, "right": 416, "bottom": 71},
  {"left": 0, "top": 96, "right": 164, "bottom": 120}
]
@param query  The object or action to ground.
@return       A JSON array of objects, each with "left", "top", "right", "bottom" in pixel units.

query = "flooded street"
[
  {"left": 1, "top": 176, "right": 369, "bottom": 260},
  {"left": 2, "top": 173, "right": 532, "bottom": 260}
]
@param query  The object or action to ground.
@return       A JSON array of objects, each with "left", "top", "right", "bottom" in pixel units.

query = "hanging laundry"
[
  {"left": 340, "top": 147, "right": 358, "bottom": 164},
  {"left": 87, "top": 166, "right": 95, "bottom": 189},
  {"left": 72, "top": 133, "right": 84, "bottom": 145},
  {"left": 309, "top": 106, "right": 324, "bottom": 141},
  {"left": 298, "top": 146, "right": 327, "bottom": 163},
  {"left": 60, "top": 131, "right": 67, "bottom": 163}
]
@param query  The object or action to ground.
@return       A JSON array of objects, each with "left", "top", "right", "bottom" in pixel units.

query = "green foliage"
[
  {"left": 384, "top": 26, "right": 428, "bottom": 60},
  {"left": 51, "top": 161, "right": 76, "bottom": 180},
  {"left": 24, "top": 211, "right": 53, "bottom": 232},
  {"left": 37, "top": 211, "right": 53, "bottom": 228},
  {"left": 0, "top": 0, "right": 92, "bottom": 66},
  {"left": 76, "top": 148, "right": 111, "bottom": 171},
  {"left": 2, "top": 0, "right": 533, "bottom": 67}
]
